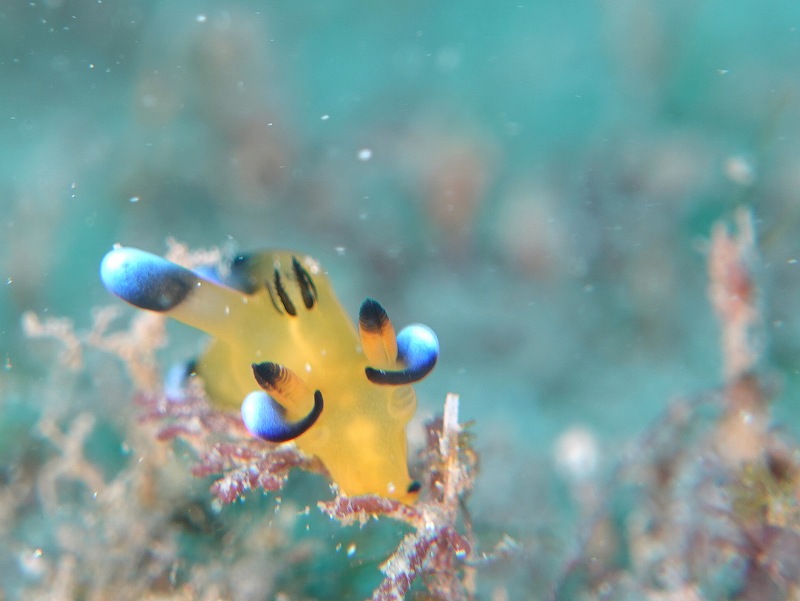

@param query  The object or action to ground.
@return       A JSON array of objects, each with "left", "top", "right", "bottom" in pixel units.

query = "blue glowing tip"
[
  {"left": 397, "top": 324, "right": 439, "bottom": 372},
  {"left": 365, "top": 323, "right": 439, "bottom": 385},
  {"left": 100, "top": 247, "right": 196, "bottom": 312},
  {"left": 242, "top": 389, "right": 323, "bottom": 443}
]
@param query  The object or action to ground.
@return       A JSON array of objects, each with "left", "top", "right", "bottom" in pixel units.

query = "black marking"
[
  {"left": 365, "top": 357, "right": 437, "bottom": 386},
  {"left": 252, "top": 361, "right": 289, "bottom": 391},
  {"left": 292, "top": 256, "right": 317, "bottom": 309},
  {"left": 273, "top": 268, "right": 297, "bottom": 316},
  {"left": 265, "top": 280, "right": 285, "bottom": 315},
  {"left": 407, "top": 480, "right": 421, "bottom": 493},
  {"left": 136, "top": 273, "right": 193, "bottom": 311},
  {"left": 366, "top": 366, "right": 416, "bottom": 385},
  {"left": 101, "top": 248, "right": 198, "bottom": 312},
  {"left": 115, "top": 257, "right": 195, "bottom": 312},
  {"left": 359, "top": 298, "right": 391, "bottom": 334}
]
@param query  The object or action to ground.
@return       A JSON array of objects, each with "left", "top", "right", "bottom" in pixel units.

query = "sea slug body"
[{"left": 101, "top": 246, "right": 439, "bottom": 503}]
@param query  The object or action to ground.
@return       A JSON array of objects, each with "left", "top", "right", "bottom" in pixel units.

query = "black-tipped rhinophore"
[
  {"left": 252, "top": 361, "right": 310, "bottom": 404},
  {"left": 365, "top": 324, "right": 439, "bottom": 385},
  {"left": 359, "top": 298, "right": 398, "bottom": 366},
  {"left": 241, "top": 389, "right": 324, "bottom": 443},
  {"left": 100, "top": 247, "right": 196, "bottom": 312},
  {"left": 252, "top": 361, "right": 290, "bottom": 392},
  {"left": 359, "top": 298, "right": 390, "bottom": 333}
]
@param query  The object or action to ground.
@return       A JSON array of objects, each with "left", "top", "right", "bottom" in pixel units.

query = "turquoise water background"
[{"left": 2, "top": 1, "right": 800, "bottom": 598}]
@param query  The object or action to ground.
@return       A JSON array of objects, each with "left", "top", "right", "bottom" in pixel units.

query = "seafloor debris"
[
  {"left": 551, "top": 210, "right": 800, "bottom": 601},
  {"left": 143, "top": 386, "right": 479, "bottom": 601},
  {"left": 21, "top": 236, "right": 480, "bottom": 600},
  {"left": 20, "top": 212, "right": 800, "bottom": 600}
]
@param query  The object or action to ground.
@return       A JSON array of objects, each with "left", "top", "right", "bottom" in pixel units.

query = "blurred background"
[{"left": 2, "top": 0, "right": 800, "bottom": 598}]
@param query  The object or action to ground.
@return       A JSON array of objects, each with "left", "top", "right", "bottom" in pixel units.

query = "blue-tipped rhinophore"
[
  {"left": 100, "top": 247, "right": 197, "bottom": 312},
  {"left": 365, "top": 324, "right": 439, "bottom": 385},
  {"left": 241, "top": 389, "right": 324, "bottom": 443}
]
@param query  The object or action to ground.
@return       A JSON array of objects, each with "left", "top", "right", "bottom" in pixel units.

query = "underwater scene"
[{"left": 3, "top": 1, "right": 800, "bottom": 599}]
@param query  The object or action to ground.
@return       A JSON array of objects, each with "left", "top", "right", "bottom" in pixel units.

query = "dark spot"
[
  {"left": 264, "top": 279, "right": 284, "bottom": 314},
  {"left": 252, "top": 361, "right": 290, "bottom": 391},
  {"left": 185, "top": 358, "right": 198, "bottom": 377},
  {"left": 273, "top": 268, "right": 297, "bottom": 316},
  {"left": 227, "top": 254, "right": 261, "bottom": 294},
  {"left": 359, "top": 298, "right": 390, "bottom": 333},
  {"left": 292, "top": 256, "right": 317, "bottom": 309},
  {"left": 767, "top": 450, "right": 795, "bottom": 483},
  {"left": 132, "top": 270, "right": 194, "bottom": 311}
]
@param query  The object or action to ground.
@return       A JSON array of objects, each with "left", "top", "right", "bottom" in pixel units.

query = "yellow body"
[{"left": 166, "top": 251, "right": 419, "bottom": 503}]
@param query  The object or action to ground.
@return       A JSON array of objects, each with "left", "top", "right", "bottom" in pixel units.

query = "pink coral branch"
[
  {"left": 137, "top": 384, "right": 478, "bottom": 600},
  {"left": 26, "top": 274, "right": 481, "bottom": 599},
  {"left": 136, "top": 391, "right": 323, "bottom": 505},
  {"left": 320, "top": 495, "right": 423, "bottom": 528},
  {"left": 708, "top": 207, "right": 761, "bottom": 381}
]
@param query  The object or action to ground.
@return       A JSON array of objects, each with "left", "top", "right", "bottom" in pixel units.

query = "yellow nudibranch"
[{"left": 100, "top": 247, "right": 439, "bottom": 503}]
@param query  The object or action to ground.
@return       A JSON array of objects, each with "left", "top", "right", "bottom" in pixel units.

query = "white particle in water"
[
  {"left": 357, "top": 148, "right": 373, "bottom": 161},
  {"left": 724, "top": 155, "right": 755, "bottom": 186}
]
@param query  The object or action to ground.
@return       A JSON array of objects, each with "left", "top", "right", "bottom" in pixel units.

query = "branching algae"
[{"left": 100, "top": 247, "right": 439, "bottom": 503}]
